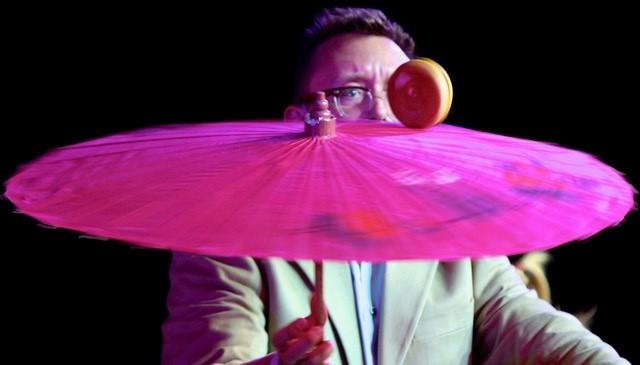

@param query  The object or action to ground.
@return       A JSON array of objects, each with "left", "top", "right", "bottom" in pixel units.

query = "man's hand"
[{"left": 272, "top": 293, "right": 333, "bottom": 364}]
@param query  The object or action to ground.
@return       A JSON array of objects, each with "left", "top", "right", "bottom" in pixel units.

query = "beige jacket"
[{"left": 162, "top": 254, "right": 628, "bottom": 364}]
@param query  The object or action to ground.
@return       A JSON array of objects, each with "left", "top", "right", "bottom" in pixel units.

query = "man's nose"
[{"left": 367, "top": 95, "right": 393, "bottom": 121}]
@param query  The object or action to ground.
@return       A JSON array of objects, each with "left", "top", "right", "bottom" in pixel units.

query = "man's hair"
[{"left": 293, "top": 7, "right": 416, "bottom": 98}]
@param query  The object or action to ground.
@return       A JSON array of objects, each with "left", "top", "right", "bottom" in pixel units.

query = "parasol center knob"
[{"left": 304, "top": 91, "right": 336, "bottom": 138}]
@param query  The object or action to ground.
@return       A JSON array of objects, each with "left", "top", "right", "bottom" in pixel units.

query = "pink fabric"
[{"left": 5, "top": 120, "right": 635, "bottom": 261}]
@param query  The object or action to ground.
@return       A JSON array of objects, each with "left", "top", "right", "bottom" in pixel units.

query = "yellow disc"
[{"left": 388, "top": 58, "right": 453, "bottom": 129}]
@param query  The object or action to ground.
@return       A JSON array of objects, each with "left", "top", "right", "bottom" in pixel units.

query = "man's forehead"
[{"left": 304, "top": 33, "right": 408, "bottom": 92}]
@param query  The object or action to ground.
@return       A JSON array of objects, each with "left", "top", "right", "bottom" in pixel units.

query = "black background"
[{"left": 3, "top": 2, "right": 638, "bottom": 363}]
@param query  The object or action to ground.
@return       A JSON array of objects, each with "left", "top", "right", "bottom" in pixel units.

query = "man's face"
[{"left": 302, "top": 33, "right": 410, "bottom": 122}]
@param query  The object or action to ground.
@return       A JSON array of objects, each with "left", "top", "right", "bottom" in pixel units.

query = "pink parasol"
[{"left": 5, "top": 114, "right": 634, "bottom": 262}]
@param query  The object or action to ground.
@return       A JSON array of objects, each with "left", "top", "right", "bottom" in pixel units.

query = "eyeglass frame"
[{"left": 298, "top": 86, "right": 374, "bottom": 119}]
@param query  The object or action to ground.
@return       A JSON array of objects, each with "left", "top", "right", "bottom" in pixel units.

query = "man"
[{"left": 162, "top": 8, "right": 629, "bottom": 364}]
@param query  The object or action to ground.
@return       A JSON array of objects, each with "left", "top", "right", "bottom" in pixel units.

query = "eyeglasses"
[{"left": 300, "top": 86, "right": 373, "bottom": 119}]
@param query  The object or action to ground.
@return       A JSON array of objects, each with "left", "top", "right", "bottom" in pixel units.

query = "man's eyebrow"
[{"left": 335, "top": 73, "right": 368, "bottom": 85}]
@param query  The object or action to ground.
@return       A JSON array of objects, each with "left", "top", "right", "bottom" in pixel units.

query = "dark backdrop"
[{"left": 3, "top": 2, "right": 637, "bottom": 363}]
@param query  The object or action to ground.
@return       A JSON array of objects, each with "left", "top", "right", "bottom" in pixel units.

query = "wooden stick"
[
  {"left": 312, "top": 260, "right": 327, "bottom": 327},
  {"left": 314, "top": 260, "right": 323, "bottom": 303}
]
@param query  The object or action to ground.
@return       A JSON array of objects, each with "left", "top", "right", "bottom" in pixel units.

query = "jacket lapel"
[{"left": 377, "top": 260, "right": 438, "bottom": 365}]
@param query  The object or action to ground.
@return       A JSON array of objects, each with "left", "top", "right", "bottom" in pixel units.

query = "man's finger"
[
  {"left": 273, "top": 317, "right": 311, "bottom": 350},
  {"left": 279, "top": 326, "right": 324, "bottom": 364},
  {"left": 310, "top": 292, "right": 328, "bottom": 326},
  {"left": 299, "top": 340, "right": 333, "bottom": 365}
]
